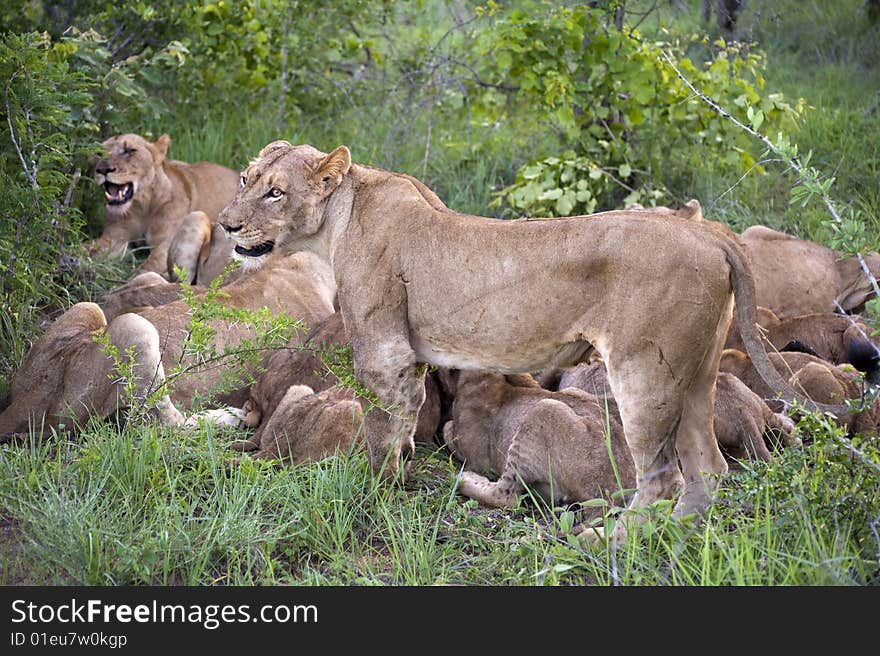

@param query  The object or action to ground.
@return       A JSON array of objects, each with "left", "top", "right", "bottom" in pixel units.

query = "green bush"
[{"left": 470, "top": 2, "right": 804, "bottom": 216}]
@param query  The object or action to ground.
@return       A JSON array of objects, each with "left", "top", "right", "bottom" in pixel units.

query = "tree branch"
[
  {"left": 661, "top": 49, "right": 880, "bottom": 304},
  {"left": 4, "top": 70, "right": 39, "bottom": 189}
]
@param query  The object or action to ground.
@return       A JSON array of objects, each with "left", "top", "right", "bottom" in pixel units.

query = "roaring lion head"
[
  {"left": 88, "top": 132, "right": 239, "bottom": 281},
  {"left": 218, "top": 141, "right": 351, "bottom": 271},
  {"left": 94, "top": 133, "right": 171, "bottom": 220}
]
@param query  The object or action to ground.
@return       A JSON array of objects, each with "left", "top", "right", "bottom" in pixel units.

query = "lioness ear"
[
  {"left": 153, "top": 134, "right": 171, "bottom": 162},
  {"left": 311, "top": 146, "right": 351, "bottom": 196}
]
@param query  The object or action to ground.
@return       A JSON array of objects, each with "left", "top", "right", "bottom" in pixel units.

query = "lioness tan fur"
[
  {"left": 441, "top": 369, "right": 635, "bottom": 515},
  {"left": 740, "top": 226, "right": 880, "bottom": 319},
  {"left": 217, "top": 140, "right": 842, "bottom": 542},
  {"left": 725, "top": 310, "right": 880, "bottom": 381},
  {"left": 165, "top": 210, "right": 241, "bottom": 286},
  {"left": 0, "top": 251, "right": 336, "bottom": 440},
  {"left": 89, "top": 133, "right": 238, "bottom": 280},
  {"left": 720, "top": 348, "right": 879, "bottom": 435},
  {"left": 0, "top": 303, "right": 183, "bottom": 440},
  {"left": 557, "top": 359, "right": 799, "bottom": 470},
  {"left": 97, "top": 271, "right": 192, "bottom": 322}
]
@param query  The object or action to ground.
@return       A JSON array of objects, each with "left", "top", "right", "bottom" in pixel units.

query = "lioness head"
[
  {"left": 218, "top": 141, "right": 351, "bottom": 270},
  {"left": 94, "top": 133, "right": 171, "bottom": 216}
]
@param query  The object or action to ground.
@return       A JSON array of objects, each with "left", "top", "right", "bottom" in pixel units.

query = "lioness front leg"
[{"left": 353, "top": 336, "right": 427, "bottom": 481}]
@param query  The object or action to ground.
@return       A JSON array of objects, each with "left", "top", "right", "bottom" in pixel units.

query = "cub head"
[
  {"left": 218, "top": 141, "right": 351, "bottom": 270},
  {"left": 93, "top": 133, "right": 170, "bottom": 216}
]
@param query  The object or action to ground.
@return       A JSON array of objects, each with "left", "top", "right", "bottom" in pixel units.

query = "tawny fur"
[
  {"left": 720, "top": 348, "right": 879, "bottom": 435},
  {"left": 97, "top": 272, "right": 193, "bottom": 322},
  {"left": 740, "top": 225, "right": 880, "bottom": 319},
  {"left": 0, "top": 303, "right": 182, "bottom": 440},
  {"left": 233, "top": 385, "right": 365, "bottom": 465},
  {"left": 165, "top": 211, "right": 241, "bottom": 286},
  {"left": 0, "top": 251, "right": 336, "bottom": 441},
  {"left": 225, "top": 312, "right": 442, "bottom": 453},
  {"left": 88, "top": 133, "right": 238, "bottom": 281},
  {"left": 217, "top": 140, "right": 843, "bottom": 543},
  {"left": 440, "top": 369, "right": 635, "bottom": 515},
  {"left": 556, "top": 360, "right": 799, "bottom": 470},
  {"left": 725, "top": 310, "right": 880, "bottom": 381}
]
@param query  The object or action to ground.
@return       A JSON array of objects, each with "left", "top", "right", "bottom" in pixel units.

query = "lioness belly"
[{"left": 411, "top": 333, "right": 592, "bottom": 373}]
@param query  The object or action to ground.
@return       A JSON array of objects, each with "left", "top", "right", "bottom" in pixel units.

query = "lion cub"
[
  {"left": 720, "top": 349, "right": 880, "bottom": 436},
  {"left": 555, "top": 359, "right": 800, "bottom": 470},
  {"left": 440, "top": 369, "right": 636, "bottom": 511}
]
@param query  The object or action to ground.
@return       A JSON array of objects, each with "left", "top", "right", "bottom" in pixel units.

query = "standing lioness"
[{"left": 218, "top": 141, "right": 842, "bottom": 542}]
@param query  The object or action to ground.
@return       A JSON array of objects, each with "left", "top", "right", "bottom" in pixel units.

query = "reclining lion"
[
  {"left": 720, "top": 348, "right": 879, "bottom": 436},
  {"left": 724, "top": 309, "right": 880, "bottom": 383},
  {"left": 740, "top": 225, "right": 880, "bottom": 319},
  {"left": 555, "top": 359, "right": 799, "bottom": 470},
  {"left": 217, "top": 140, "right": 844, "bottom": 543},
  {"left": 88, "top": 132, "right": 238, "bottom": 282},
  {"left": 0, "top": 250, "right": 336, "bottom": 441},
  {"left": 440, "top": 369, "right": 635, "bottom": 515}
]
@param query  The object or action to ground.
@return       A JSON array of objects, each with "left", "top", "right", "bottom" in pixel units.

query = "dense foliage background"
[{"left": 0, "top": 1, "right": 878, "bottom": 585}]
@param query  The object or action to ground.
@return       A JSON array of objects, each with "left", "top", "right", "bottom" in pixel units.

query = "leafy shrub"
[
  {"left": 468, "top": 2, "right": 805, "bottom": 216},
  {"left": 0, "top": 32, "right": 100, "bottom": 329}
]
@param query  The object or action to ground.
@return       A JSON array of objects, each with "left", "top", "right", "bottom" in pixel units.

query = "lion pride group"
[{"left": 2, "top": 132, "right": 878, "bottom": 541}]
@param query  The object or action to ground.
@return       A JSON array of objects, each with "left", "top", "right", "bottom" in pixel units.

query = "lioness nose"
[
  {"left": 95, "top": 162, "right": 115, "bottom": 175},
  {"left": 220, "top": 222, "right": 242, "bottom": 234}
]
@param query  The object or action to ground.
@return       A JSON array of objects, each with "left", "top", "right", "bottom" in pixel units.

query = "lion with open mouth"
[
  {"left": 88, "top": 132, "right": 239, "bottom": 282},
  {"left": 217, "top": 140, "right": 849, "bottom": 544}
]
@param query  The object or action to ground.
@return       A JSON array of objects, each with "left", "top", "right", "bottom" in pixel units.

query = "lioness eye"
[
  {"left": 240, "top": 175, "right": 247, "bottom": 188},
  {"left": 266, "top": 187, "right": 284, "bottom": 198},
  {"left": 123, "top": 146, "right": 136, "bottom": 156}
]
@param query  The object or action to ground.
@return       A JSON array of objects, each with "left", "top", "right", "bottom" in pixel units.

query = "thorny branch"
[
  {"left": 660, "top": 49, "right": 880, "bottom": 305},
  {"left": 4, "top": 69, "right": 39, "bottom": 189}
]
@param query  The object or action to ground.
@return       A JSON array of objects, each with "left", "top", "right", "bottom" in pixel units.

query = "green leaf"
[
  {"left": 556, "top": 190, "right": 576, "bottom": 215},
  {"left": 496, "top": 49, "right": 512, "bottom": 70}
]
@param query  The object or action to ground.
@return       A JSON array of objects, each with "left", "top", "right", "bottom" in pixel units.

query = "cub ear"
[
  {"left": 310, "top": 145, "right": 351, "bottom": 196},
  {"left": 153, "top": 134, "right": 171, "bottom": 162},
  {"left": 257, "top": 140, "right": 292, "bottom": 159}
]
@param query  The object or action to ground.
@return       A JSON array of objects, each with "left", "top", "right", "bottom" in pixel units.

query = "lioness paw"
[{"left": 184, "top": 406, "right": 249, "bottom": 429}]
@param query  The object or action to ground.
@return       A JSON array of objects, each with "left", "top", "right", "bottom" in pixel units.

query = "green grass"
[{"left": 1, "top": 413, "right": 876, "bottom": 585}]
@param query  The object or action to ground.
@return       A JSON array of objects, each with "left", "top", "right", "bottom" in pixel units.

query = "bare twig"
[
  {"left": 712, "top": 157, "right": 785, "bottom": 204},
  {"left": 4, "top": 70, "right": 39, "bottom": 189},
  {"left": 62, "top": 167, "right": 81, "bottom": 209}
]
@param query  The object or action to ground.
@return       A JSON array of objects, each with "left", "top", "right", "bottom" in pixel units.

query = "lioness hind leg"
[
  {"left": 101, "top": 312, "right": 184, "bottom": 427},
  {"left": 674, "top": 317, "right": 731, "bottom": 519},
  {"left": 166, "top": 211, "right": 212, "bottom": 284},
  {"left": 602, "top": 359, "right": 687, "bottom": 542}
]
